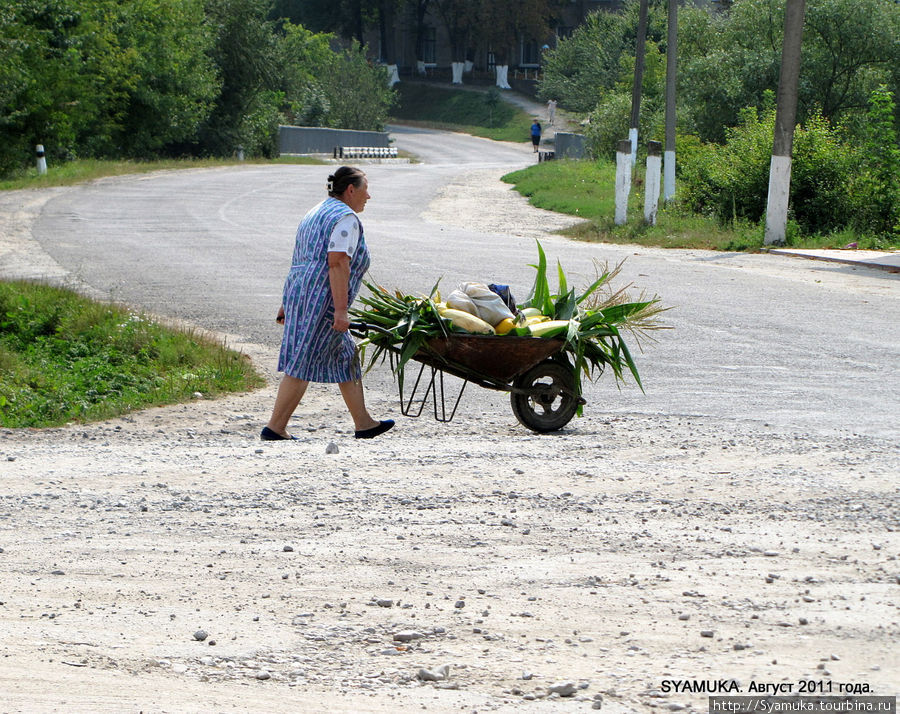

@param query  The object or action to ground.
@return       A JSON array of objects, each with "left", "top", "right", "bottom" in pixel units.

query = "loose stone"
[{"left": 194, "top": 630, "right": 208, "bottom": 641}]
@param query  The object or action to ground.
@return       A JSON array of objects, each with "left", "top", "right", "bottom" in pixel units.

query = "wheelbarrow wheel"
[{"left": 510, "top": 360, "right": 579, "bottom": 433}]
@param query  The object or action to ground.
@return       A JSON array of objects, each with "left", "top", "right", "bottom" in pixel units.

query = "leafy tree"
[
  {"left": 316, "top": 41, "right": 396, "bottom": 129},
  {"left": 679, "top": 0, "right": 900, "bottom": 142},
  {"left": 112, "top": 0, "right": 219, "bottom": 157},
  {"left": 538, "top": 0, "right": 667, "bottom": 113},
  {"left": 475, "top": 0, "right": 557, "bottom": 67},
  {"left": 279, "top": 23, "right": 395, "bottom": 130},
  {"left": 433, "top": 0, "right": 475, "bottom": 62},
  {"left": 198, "top": 0, "right": 283, "bottom": 157}
]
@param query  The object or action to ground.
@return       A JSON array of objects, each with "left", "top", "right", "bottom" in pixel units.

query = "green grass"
[
  {"left": 0, "top": 156, "right": 322, "bottom": 192},
  {"left": 0, "top": 280, "right": 265, "bottom": 428},
  {"left": 391, "top": 83, "right": 534, "bottom": 143},
  {"left": 502, "top": 159, "right": 887, "bottom": 251}
]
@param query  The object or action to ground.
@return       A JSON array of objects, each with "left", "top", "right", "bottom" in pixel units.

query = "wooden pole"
[
  {"left": 663, "top": 0, "right": 678, "bottom": 202},
  {"left": 764, "top": 0, "right": 806, "bottom": 245},
  {"left": 629, "top": 0, "right": 649, "bottom": 166}
]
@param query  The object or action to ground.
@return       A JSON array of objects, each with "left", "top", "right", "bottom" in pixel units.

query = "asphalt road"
[{"left": 30, "top": 126, "right": 900, "bottom": 439}]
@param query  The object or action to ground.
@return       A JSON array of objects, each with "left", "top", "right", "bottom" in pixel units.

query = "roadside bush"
[
  {"left": 584, "top": 90, "right": 663, "bottom": 162},
  {"left": 678, "top": 104, "right": 864, "bottom": 236},
  {"left": 850, "top": 87, "right": 900, "bottom": 242}
]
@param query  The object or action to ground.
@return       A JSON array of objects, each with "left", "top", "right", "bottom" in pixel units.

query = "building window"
[
  {"left": 422, "top": 27, "right": 436, "bottom": 63},
  {"left": 520, "top": 39, "right": 540, "bottom": 66}
]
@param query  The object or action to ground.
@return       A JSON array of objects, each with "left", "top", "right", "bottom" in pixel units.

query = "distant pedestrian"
[
  {"left": 547, "top": 99, "right": 557, "bottom": 125},
  {"left": 531, "top": 119, "right": 542, "bottom": 153}
]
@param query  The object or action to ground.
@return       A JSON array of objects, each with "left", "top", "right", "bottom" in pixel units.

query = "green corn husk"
[{"left": 349, "top": 241, "right": 671, "bottom": 403}]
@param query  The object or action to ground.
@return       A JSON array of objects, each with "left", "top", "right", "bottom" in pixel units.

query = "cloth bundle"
[{"left": 446, "top": 282, "right": 515, "bottom": 327}]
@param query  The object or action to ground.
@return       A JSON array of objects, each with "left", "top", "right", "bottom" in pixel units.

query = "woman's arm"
[{"left": 327, "top": 251, "right": 351, "bottom": 332}]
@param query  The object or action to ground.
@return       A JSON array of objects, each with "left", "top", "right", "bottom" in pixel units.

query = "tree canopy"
[{"left": 0, "top": 0, "right": 396, "bottom": 175}]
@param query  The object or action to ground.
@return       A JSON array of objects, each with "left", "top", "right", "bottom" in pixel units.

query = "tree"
[
  {"left": 538, "top": 0, "right": 668, "bottom": 112},
  {"left": 279, "top": 24, "right": 396, "bottom": 130},
  {"left": 199, "top": 0, "right": 283, "bottom": 157},
  {"left": 475, "top": 0, "right": 556, "bottom": 68},
  {"left": 679, "top": 0, "right": 900, "bottom": 142}
]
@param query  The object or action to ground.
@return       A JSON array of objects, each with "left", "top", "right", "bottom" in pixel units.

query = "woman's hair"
[{"left": 327, "top": 166, "right": 366, "bottom": 197}]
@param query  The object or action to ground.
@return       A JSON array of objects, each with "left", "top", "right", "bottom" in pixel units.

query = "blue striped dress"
[{"left": 277, "top": 197, "right": 370, "bottom": 382}]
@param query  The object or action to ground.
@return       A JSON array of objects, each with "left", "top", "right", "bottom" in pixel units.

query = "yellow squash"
[{"left": 440, "top": 308, "right": 495, "bottom": 335}]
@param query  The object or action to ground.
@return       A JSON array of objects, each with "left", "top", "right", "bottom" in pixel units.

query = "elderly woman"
[{"left": 262, "top": 166, "right": 394, "bottom": 441}]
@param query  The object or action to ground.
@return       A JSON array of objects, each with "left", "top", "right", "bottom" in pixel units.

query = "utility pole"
[
  {"left": 629, "top": 0, "right": 649, "bottom": 167},
  {"left": 663, "top": 0, "right": 677, "bottom": 202},
  {"left": 764, "top": 0, "right": 806, "bottom": 245}
]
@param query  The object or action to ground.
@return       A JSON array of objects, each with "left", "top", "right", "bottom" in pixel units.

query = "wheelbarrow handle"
[{"left": 349, "top": 321, "right": 396, "bottom": 338}]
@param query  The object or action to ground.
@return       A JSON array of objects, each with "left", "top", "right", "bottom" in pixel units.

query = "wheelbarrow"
[{"left": 350, "top": 325, "right": 586, "bottom": 432}]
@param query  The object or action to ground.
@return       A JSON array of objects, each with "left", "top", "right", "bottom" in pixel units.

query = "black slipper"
[
  {"left": 354, "top": 419, "right": 395, "bottom": 439},
  {"left": 260, "top": 426, "right": 298, "bottom": 441}
]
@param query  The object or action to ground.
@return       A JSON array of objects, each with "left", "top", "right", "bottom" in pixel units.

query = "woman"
[
  {"left": 530, "top": 119, "right": 542, "bottom": 153},
  {"left": 262, "top": 166, "right": 394, "bottom": 441}
]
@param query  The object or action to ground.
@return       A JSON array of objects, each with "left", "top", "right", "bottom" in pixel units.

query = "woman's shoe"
[
  {"left": 354, "top": 419, "right": 395, "bottom": 439},
  {"left": 260, "top": 426, "right": 297, "bottom": 441}
]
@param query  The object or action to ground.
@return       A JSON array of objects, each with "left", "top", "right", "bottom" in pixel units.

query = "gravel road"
[{"left": 0, "top": 125, "right": 898, "bottom": 713}]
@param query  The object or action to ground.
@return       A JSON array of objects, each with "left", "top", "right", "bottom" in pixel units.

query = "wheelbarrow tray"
[{"left": 416, "top": 334, "right": 565, "bottom": 384}]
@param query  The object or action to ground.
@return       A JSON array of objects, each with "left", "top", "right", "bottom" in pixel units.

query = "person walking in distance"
[{"left": 531, "top": 119, "right": 542, "bottom": 153}]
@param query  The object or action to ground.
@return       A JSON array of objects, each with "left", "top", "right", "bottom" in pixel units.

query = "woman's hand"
[
  {"left": 276, "top": 305, "right": 285, "bottom": 324},
  {"left": 333, "top": 308, "right": 350, "bottom": 332}
]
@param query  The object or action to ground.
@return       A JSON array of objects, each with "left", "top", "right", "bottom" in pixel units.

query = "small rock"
[
  {"left": 51, "top": 570, "right": 65, "bottom": 576},
  {"left": 593, "top": 701, "right": 603, "bottom": 710},
  {"left": 799, "top": 617, "right": 808, "bottom": 625},
  {"left": 522, "top": 671, "right": 534, "bottom": 680},
  {"left": 700, "top": 630, "right": 715, "bottom": 638},
  {"left": 764, "top": 551, "right": 779, "bottom": 557},
  {"left": 454, "top": 600, "right": 465, "bottom": 609},
  {"left": 417, "top": 664, "right": 450, "bottom": 681},
  {"left": 194, "top": 630, "right": 208, "bottom": 641},
  {"left": 375, "top": 598, "right": 393, "bottom": 608},
  {"left": 283, "top": 545, "right": 294, "bottom": 552},
  {"left": 548, "top": 681, "right": 578, "bottom": 697},
  {"left": 172, "top": 663, "right": 188, "bottom": 674},
  {"left": 678, "top": 614, "right": 690, "bottom": 621},
  {"left": 325, "top": 442, "right": 339, "bottom": 454},
  {"left": 256, "top": 670, "right": 271, "bottom": 680},
  {"left": 393, "top": 630, "right": 424, "bottom": 643}
]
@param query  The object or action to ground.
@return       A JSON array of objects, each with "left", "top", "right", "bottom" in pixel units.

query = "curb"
[{"left": 767, "top": 249, "right": 900, "bottom": 274}]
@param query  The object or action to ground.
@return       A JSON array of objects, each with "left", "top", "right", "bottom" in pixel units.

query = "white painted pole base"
[
  {"left": 644, "top": 154, "right": 662, "bottom": 225},
  {"left": 416, "top": 60, "right": 426, "bottom": 76},
  {"left": 495, "top": 65, "right": 511, "bottom": 89},
  {"left": 629, "top": 127, "right": 638, "bottom": 167},
  {"left": 387, "top": 64, "right": 400, "bottom": 86},
  {"left": 764, "top": 154, "right": 792, "bottom": 245},
  {"left": 663, "top": 150, "right": 676, "bottom": 202},
  {"left": 451, "top": 62, "right": 464, "bottom": 84},
  {"left": 615, "top": 140, "right": 632, "bottom": 226},
  {"left": 36, "top": 144, "right": 47, "bottom": 175}
]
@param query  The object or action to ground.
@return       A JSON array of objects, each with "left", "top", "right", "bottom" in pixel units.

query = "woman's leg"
[
  {"left": 266, "top": 375, "right": 309, "bottom": 437},
  {"left": 338, "top": 379, "right": 381, "bottom": 431}
]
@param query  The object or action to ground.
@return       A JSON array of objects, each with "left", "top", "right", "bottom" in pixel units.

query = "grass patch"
[
  {"left": 0, "top": 156, "right": 323, "bottom": 192},
  {"left": 391, "top": 83, "right": 534, "bottom": 143},
  {"left": 0, "top": 280, "right": 265, "bottom": 428},
  {"left": 502, "top": 159, "right": 886, "bottom": 251}
]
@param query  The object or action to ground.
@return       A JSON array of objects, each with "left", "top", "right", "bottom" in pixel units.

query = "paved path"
[{"left": 4, "top": 125, "right": 899, "bottom": 437}]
